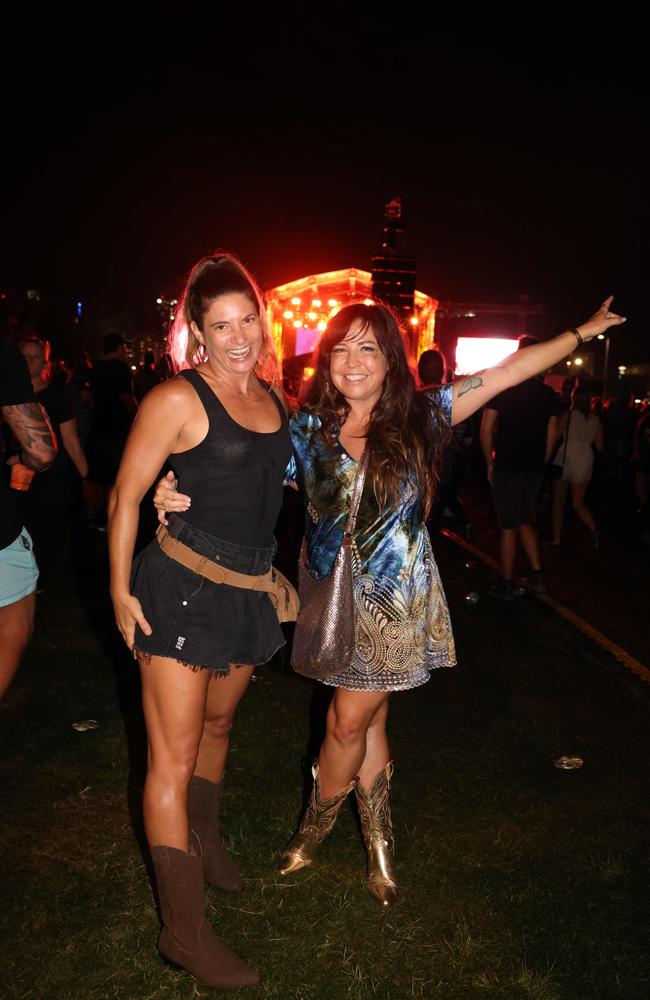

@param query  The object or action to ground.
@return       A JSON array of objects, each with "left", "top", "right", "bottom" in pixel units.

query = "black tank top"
[{"left": 171, "top": 369, "right": 291, "bottom": 548}]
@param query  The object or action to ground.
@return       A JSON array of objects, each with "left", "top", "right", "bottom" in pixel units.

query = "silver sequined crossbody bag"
[{"left": 291, "top": 448, "right": 369, "bottom": 680}]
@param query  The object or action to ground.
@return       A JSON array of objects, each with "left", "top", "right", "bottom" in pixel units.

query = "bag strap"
[{"left": 343, "top": 448, "right": 369, "bottom": 536}]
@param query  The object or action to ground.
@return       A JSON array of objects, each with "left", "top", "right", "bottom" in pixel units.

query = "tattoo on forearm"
[
  {"left": 457, "top": 374, "right": 484, "bottom": 398},
  {"left": 2, "top": 403, "right": 57, "bottom": 471}
]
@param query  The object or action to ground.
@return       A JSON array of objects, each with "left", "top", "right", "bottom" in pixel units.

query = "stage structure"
[
  {"left": 266, "top": 267, "right": 438, "bottom": 363},
  {"left": 371, "top": 196, "right": 417, "bottom": 327}
]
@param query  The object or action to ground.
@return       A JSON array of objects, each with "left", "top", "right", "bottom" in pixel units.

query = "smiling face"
[
  {"left": 192, "top": 292, "right": 263, "bottom": 377},
  {"left": 329, "top": 320, "right": 389, "bottom": 409}
]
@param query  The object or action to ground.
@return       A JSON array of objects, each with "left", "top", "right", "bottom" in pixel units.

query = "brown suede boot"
[
  {"left": 151, "top": 840, "right": 259, "bottom": 989},
  {"left": 188, "top": 775, "right": 243, "bottom": 892}
]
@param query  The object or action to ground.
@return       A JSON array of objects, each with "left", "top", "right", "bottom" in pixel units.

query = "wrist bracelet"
[{"left": 570, "top": 327, "right": 584, "bottom": 347}]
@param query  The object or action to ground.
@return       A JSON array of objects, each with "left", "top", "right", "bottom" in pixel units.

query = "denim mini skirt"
[{"left": 130, "top": 513, "right": 285, "bottom": 673}]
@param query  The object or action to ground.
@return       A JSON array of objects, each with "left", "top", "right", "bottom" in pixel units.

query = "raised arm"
[
  {"left": 1, "top": 402, "right": 57, "bottom": 471},
  {"left": 450, "top": 297, "right": 626, "bottom": 426},
  {"left": 108, "top": 380, "right": 190, "bottom": 650}
]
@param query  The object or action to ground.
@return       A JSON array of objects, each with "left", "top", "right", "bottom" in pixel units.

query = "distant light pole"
[{"left": 598, "top": 333, "right": 611, "bottom": 397}]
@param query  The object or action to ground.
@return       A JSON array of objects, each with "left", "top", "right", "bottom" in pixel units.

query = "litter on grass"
[
  {"left": 72, "top": 719, "right": 99, "bottom": 732},
  {"left": 554, "top": 756, "right": 584, "bottom": 770}
]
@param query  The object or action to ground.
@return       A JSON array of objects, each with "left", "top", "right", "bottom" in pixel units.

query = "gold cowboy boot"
[
  {"left": 355, "top": 762, "right": 398, "bottom": 910},
  {"left": 278, "top": 762, "right": 355, "bottom": 875}
]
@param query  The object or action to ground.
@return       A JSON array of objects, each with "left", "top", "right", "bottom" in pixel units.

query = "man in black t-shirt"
[
  {"left": 0, "top": 340, "right": 57, "bottom": 697},
  {"left": 480, "top": 336, "right": 560, "bottom": 600}
]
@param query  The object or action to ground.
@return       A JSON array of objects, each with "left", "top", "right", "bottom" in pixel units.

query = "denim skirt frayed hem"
[{"left": 130, "top": 516, "right": 285, "bottom": 673}]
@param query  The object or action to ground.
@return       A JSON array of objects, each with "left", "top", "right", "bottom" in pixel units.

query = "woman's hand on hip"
[
  {"left": 112, "top": 592, "right": 152, "bottom": 655},
  {"left": 153, "top": 470, "right": 191, "bottom": 526}
]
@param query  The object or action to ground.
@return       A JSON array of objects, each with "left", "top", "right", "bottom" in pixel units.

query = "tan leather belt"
[{"left": 156, "top": 525, "right": 299, "bottom": 622}]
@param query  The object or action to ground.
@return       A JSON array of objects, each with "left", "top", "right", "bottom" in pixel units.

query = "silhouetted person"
[
  {"left": 418, "top": 349, "right": 472, "bottom": 540},
  {"left": 418, "top": 348, "right": 446, "bottom": 387},
  {"left": 18, "top": 336, "right": 90, "bottom": 584},
  {"left": 634, "top": 411, "right": 650, "bottom": 515},
  {"left": 551, "top": 385, "right": 603, "bottom": 547},
  {"left": 68, "top": 355, "right": 94, "bottom": 447},
  {"left": 87, "top": 333, "right": 137, "bottom": 528},
  {"left": 559, "top": 376, "right": 575, "bottom": 411},
  {"left": 480, "top": 335, "right": 560, "bottom": 598},
  {"left": 0, "top": 339, "right": 56, "bottom": 698},
  {"left": 134, "top": 350, "right": 161, "bottom": 402}
]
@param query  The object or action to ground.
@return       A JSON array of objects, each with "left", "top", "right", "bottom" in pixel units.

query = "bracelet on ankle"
[{"left": 570, "top": 327, "right": 584, "bottom": 347}]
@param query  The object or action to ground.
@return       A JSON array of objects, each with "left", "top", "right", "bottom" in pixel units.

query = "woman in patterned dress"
[{"left": 156, "top": 296, "right": 625, "bottom": 910}]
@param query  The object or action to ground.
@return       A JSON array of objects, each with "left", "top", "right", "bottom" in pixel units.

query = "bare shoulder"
[
  {"left": 129, "top": 377, "right": 200, "bottom": 445},
  {"left": 137, "top": 375, "right": 196, "bottom": 414}
]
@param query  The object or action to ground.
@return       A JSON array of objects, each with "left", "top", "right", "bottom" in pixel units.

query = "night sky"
[{"left": 2, "top": 11, "right": 647, "bottom": 369}]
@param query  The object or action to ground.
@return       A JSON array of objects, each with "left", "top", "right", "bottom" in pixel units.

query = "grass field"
[{"left": 1, "top": 530, "right": 649, "bottom": 1000}]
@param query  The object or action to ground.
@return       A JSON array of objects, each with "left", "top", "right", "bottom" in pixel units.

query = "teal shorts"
[{"left": 0, "top": 529, "right": 39, "bottom": 608}]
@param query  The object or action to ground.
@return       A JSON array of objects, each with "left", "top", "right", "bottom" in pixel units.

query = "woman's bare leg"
[
  {"left": 551, "top": 479, "right": 569, "bottom": 544},
  {"left": 139, "top": 653, "right": 210, "bottom": 850},
  {"left": 194, "top": 664, "right": 255, "bottom": 783},
  {"left": 571, "top": 481, "right": 597, "bottom": 533},
  {"left": 357, "top": 698, "right": 390, "bottom": 788},
  {"left": 0, "top": 593, "right": 35, "bottom": 699},
  {"left": 318, "top": 688, "right": 390, "bottom": 798}
]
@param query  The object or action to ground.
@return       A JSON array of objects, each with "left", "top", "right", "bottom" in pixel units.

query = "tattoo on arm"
[
  {"left": 457, "top": 374, "right": 484, "bottom": 398},
  {"left": 2, "top": 402, "right": 57, "bottom": 471}
]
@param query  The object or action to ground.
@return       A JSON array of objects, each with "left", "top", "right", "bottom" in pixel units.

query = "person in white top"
[{"left": 551, "top": 385, "right": 604, "bottom": 546}]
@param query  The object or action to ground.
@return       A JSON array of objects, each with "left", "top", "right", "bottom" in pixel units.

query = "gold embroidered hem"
[{"left": 320, "top": 531, "right": 456, "bottom": 692}]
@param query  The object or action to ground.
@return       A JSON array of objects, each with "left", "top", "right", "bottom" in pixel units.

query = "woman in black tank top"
[
  {"left": 152, "top": 289, "right": 626, "bottom": 928},
  {"left": 108, "top": 254, "right": 290, "bottom": 990}
]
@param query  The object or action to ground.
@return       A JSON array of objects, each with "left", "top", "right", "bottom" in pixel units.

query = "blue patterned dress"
[{"left": 286, "top": 385, "right": 457, "bottom": 691}]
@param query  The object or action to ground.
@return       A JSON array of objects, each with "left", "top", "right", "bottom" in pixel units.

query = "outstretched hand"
[
  {"left": 153, "top": 469, "right": 191, "bottom": 526},
  {"left": 576, "top": 296, "right": 626, "bottom": 342}
]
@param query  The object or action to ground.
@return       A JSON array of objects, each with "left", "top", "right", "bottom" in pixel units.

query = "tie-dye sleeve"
[
  {"left": 424, "top": 383, "right": 454, "bottom": 428},
  {"left": 284, "top": 451, "right": 298, "bottom": 488}
]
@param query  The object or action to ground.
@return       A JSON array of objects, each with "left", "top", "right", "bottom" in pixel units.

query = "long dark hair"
[
  {"left": 571, "top": 385, "right": 591, "bottom": 416},
  {"left": 304, "top": 303, "right": 450, "bottom": 517},
  {"left": 167, "top": 251, "right": 278, "bottom": 384}
]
